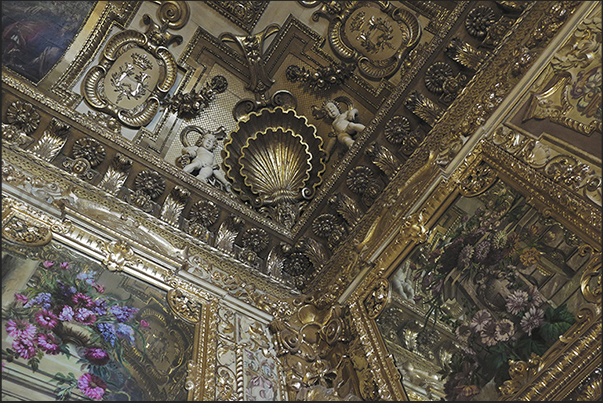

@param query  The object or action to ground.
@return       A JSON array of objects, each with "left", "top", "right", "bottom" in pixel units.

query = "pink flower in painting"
[
  {"left": 5, "top": 319, "right": 37, "bottom": 340},
  {"left": 58, "top": 305, "right": 74, "bottom": 322},
  {"left": 92, "top": 283, "right": 105, "bottom": 294},
  {"left": 506, "top": 289, "right": 529, "bottom": 315},
  {"left": 496, "top": 319, "right": 515, "bottom": 342},
  {"left": 78, "top": 373, "right": 107, "bottom": 400},
  {"left": 470, "top": 309, "right": 492, "bottom": 333},
  {"left": 43, "top": 261, "right": 54, "bottom": 268},
  {"left": 84, "top": 348, "right": 110, "bottom": 366},
  {"left": 74, "top": 308, "right": 97, "bottom": 325},
  {"left": 14, "top": 293, "right": 28, "bottom": 304},
  {"left": 12, "top": 338, "right": 36, "bottom": 360},
  {"left": 37, "top": 333, "right": 60, "bottom": 355},
  {"left": 34, "top": 310, "right": 59, "bottom": 330},
  {"left": 72, "top": 292, "right": 93, "bottom": 308},
  {"left": 140, "top": 320, "right": 150, "bottom": 328},
  {"left": 520, "top": 306, "right": 545, "bottom": 336},
  {"left": 60, "top": 262, "right": 70, "bottom": 270},
  {"left": 479, "top": 321, "right": 499, "bottom": 347}
]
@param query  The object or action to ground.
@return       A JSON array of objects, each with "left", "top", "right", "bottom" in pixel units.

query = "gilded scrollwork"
[
  {"left": 311, "top": 1, "right": 421, "bottom": 80},
  {"left": 523, "top": 6, "right": 602, "bottom": 136},
  {"left": 2, "top": 216, "right": 52, "bottom": 246},
  {"left": 82, "top": 14, "right": 181, "bottom": 128},
  {"left": 156, "top": 1, "right": 190, "bottom": 30},
  {"left": 167, "top": 288, "right": 202, "bottom": 324},
  {"left": 458, "top": 160, "right": 499, "bottom": 197},
  {"left": 364, "top": 279, "right": 390, "bottom": 319},
  {"left": 207, "top": 1, "right": 269, "bottom": 33}
]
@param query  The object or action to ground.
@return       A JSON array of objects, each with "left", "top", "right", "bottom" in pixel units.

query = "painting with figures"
[
  {"left": 1, "top": 1, "right": 95, "bottom": 83},
  {"left": 2, "top": 239, "right": 195, "bottom": 401}
]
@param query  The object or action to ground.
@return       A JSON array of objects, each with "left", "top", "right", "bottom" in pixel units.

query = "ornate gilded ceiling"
[{"left": 2, "top": 1, "right": 601, "bottom": 401}]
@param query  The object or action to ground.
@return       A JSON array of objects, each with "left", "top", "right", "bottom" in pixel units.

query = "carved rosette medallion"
[
  {"left": 82, "top": 14, "right": 182, "bottom": 128},
  {"left": 314, "top": 2, "right": 421, "bottom": 79}
]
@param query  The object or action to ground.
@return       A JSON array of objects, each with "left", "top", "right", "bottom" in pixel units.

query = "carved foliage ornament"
[
  {"left": 286, "top": 62, "right": 355, "bottom": 91},
  {"left": 82, "top": 14, "right": 182, "bottom": 128},
  {"left": 167, "top": 288, "right": 202, "bottom": 324},
  {"left": 311, "top": 1, "right": 421, "bottom": 80}
]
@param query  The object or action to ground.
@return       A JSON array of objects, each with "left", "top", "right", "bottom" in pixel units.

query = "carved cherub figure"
[
  {"left": 180, "top": 126, "right": 231, "bottom": 191},
  {"left": 313, "top": 97, "right": 365, "bottom": 160}
]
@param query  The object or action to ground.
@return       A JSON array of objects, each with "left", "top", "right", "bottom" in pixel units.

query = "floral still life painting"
[
  {"left": 383, "top": 180, "right": 585, "bottom": 401},
  {"left": 2, "top": 258, "right": 148, "bottom": 400}
]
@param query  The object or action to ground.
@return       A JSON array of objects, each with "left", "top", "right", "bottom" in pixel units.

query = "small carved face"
[
  {"left": 198, "top": 133, "right": 217, "bottom": 150},
  {"left": 325, "top": 101, "right": 340, "bottom": 119}
]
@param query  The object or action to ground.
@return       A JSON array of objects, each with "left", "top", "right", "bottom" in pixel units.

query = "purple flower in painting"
[
  {"left": 92, "top": 283, "right": 105, "bottom": 294},
  {"left": 5, "top": 319, "right": 37, "bottom": 340},
  {"left": 76, "top": 271, "right": 97, "bottom": 285},
  {"left": 473, "top": 240, "right": 491, "bottom": 263},
  {"left": 520, "top": 306, "right": 545, "bottom": 336},
  {"left": 506, "top": 289, "right": 529, "bottom": 315},
  {"left": 431, "top": 278, "right": 444, "bottom": 296},
  {"left": 458, "top": 245, "right": 474, "bottom": 269},
  {"left": 480, "top": 321, "right": 499, "bottom": 347},
  {"left": 110, "top": 305, "right": 139, "bottom": 323},
  {"left": 43, "top": 261, "right": 54, "bottom": 268},
  {"left": 116, "top": 323, "right": 136, "bottom": 345},
  {"left": 84, "top": 348, "right": 110, "bottom": 366},
  {"left": 24, "top": 292, "right": 52, "bottom": 310},
  {"left": 72, "top": 292, "right": 93, "bottom": 308},
  {"left": 455, "top": 324, "right": 472, "bottom": 345},
  {"left": 527, "top": 286, "right": 543, "bottom": 308},
  {"left": 97, "top": 323, "right": 116, "bottom": 346},
  {"left": 78, "top": 373, "right": 107, "bottom": 400},
  {"left": 14, "top": 293, "right": 28, "bottom": 304},
  {"left": 37, "top": 333, "right": 60, "bottom": 355},
  {"left": 58, "top": 305, "right": 74, "bottom": 322},
  {"left": 467, "top": 227, "right": 487, "bottom": 244},
  {"left": 470, "top": 309, "right": 492, "bottom": 333},
  {"left": 91, "top": 299, "right": 108, "bottom": 316},
  {"left": 12, "top": 338, "right": 36, "bottom": 360},
  {"left": 496, "top": 319, "right": 515, "bottom": 342},
  {"left": 140, "top": 320, "right": 150, "bottom": 328},
  {"left": 74, "top": 308, "right": 97, "bottom": 325},
  {"left": 60, "top": 262, "right": 70, "bottom": 270},
  {"left": 34, "top": 309, "right": 59, "bottom": 329}
]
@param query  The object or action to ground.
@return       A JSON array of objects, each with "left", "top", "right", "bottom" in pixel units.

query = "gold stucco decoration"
[{"left": 82, "top": 14, "right": 182, "bottom": 128}]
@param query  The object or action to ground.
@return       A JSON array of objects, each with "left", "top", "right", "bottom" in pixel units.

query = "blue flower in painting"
[
  {"left": 24, "top": 293, "right": 52, "bottom": 310},
  {"left": 116, "top": 323, "right": 135, "bottom": 346},
  {"left": 109, "top": 305, "right": 139, "bottom": 323},
  {"left": 91, "top": 299, "right": 108, "bottom": 316},
  {"left": 97, "top": 323, "right": 116, "bottom": 346},
  {"left": 76, "top": 271, "right": 97, "bottom": 285}
]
